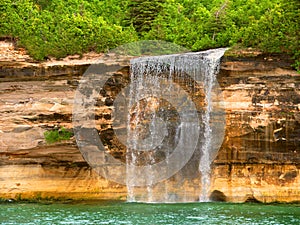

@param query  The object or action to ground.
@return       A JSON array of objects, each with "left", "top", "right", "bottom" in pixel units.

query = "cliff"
[
  {"left": 0, "top": 42, "right": 299, "bottom": 203},
  {"left": 213, "top": 52, "right": 300, "bottom": 203}
]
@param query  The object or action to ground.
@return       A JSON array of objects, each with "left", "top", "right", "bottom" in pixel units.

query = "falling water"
[
  {"left": 199, "top": 50, "right": 226, "bottom": 202},
  {"left": 127, "top": 49, "right": 226, "bottom": 203}
]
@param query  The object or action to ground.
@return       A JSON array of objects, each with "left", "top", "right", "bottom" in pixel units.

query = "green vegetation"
[
  {"left": 44, "top": 127, "right": 73, "bottom": 144},
  {"left": 127, "top": 0, "right": 164, "bottom": 34},
  {"left": 0, "top": 0, "right": 299, "bottom": 69}
]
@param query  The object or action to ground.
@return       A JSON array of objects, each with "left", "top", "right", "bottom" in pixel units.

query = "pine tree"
[{"left": 128, "top": 0, "right": 164, "bottom": 34}]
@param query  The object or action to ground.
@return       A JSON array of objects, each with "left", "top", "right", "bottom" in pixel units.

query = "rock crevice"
[{"left": 0, "top": 44, "right": 299, "bottom": 202}]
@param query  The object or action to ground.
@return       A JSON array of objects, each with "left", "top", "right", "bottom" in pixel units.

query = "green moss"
[
  {"left": 44, "top": 127, "right": 73, "bottom": 144},
  {"left": 16, "top": 193, "right": 23, "bottom": 201}
]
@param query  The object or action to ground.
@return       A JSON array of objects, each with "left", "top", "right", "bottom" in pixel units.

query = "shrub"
[
  {"left": 44, "top": 127, "right": 73, "bottom": 144},
  {"left": 0, "top": 0, "right": 298, "bottom": 70}
]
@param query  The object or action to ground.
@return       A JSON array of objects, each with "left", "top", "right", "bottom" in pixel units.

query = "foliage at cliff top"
[{"left": 0, "top": 0, "right": 299, "bottom": 69}]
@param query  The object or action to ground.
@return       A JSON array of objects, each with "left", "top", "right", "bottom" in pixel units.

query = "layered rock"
[
  {"left": 212, "top": 54, "right": 300, "bottom": 203},
  {"left": 0, "top": 42, "right": 299, "bottom": 202}
]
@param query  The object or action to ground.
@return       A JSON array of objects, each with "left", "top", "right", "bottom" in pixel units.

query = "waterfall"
[
  {"left": 198, "top": 50, "right": 225, "bottom": 202},
  {"left": 126, "top": 49, "right": 226, "bottom": 203}
]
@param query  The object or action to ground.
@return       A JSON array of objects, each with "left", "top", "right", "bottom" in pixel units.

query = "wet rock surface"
[{"left": 0, "top": 42, "right": 299, "bottom": 202}]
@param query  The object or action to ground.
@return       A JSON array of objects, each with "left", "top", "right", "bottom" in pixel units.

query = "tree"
[{"left": 128, "top": 0, "right": 164, "bottom": 35}]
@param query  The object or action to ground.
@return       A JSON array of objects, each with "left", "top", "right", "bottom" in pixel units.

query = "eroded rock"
[{"left": 0, "top": 43, "right": 299, "bottom": 202}]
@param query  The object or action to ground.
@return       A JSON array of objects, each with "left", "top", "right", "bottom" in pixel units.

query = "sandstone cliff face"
[
  {"left": 0, "top": 42, "right": 299, "bottom": 202},
  {"left": 0, "top": 42, "right": 128, "bottom": 200},
  {"left": 213, "top": 54, "right": 300, "bottom": 202}
]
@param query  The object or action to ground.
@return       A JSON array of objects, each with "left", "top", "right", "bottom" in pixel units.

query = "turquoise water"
[{"left": 0, "top": 201, "right": 299, "bottom": 225}]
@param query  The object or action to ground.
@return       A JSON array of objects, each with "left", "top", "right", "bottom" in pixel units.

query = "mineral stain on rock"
[{"left": 0, "top": 42, "right": 299, "bottom": 202}]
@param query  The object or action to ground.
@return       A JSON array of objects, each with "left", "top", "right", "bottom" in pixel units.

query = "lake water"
[{"left": 0, "top": 201, "right": 299, "bottom": 225}]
